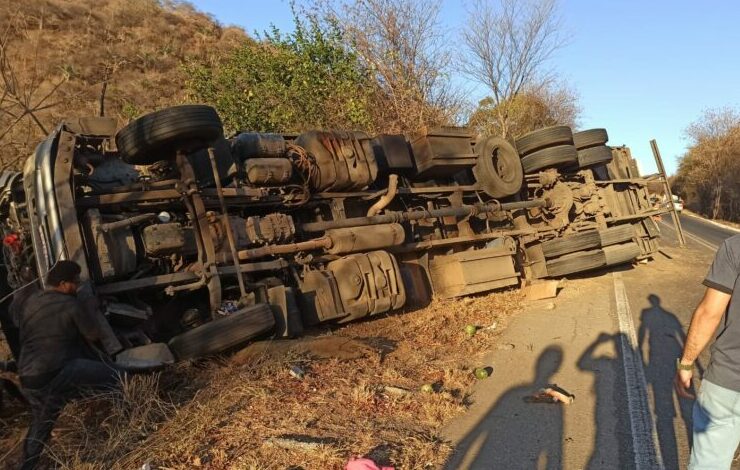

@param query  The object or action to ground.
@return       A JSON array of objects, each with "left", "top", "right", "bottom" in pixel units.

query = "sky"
[{"left": 190, "top": 0, "right": 740, "bottom": 175}]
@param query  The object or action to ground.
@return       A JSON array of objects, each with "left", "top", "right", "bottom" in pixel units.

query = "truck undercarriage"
[{"left": 0, "top": 106, "right": 665, "bottom": 367}]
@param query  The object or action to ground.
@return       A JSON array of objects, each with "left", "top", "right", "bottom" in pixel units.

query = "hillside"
[{"left": 0, "top": 0, "right": 246, "bottom": 168}]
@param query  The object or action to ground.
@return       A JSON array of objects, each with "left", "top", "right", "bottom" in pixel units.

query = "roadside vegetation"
[
  {"left": 1, "top": 290, "right": 522, "bottom": 468},
  {"left": 673, "top": 107, "right": 740, "bottom": 222},
  {"left": 0, "top": 0, "right": 580, "bottom": 170}
]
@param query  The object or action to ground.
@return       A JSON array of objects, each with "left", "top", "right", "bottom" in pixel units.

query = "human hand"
[{"left": 674, "top": 368, "right": 695, "bottom": 399}]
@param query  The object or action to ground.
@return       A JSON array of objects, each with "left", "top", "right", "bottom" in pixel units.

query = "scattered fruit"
[
  {"left": 464, "top": 324, "right": 477, "bottom": 336},
  {"left": 474, "top": 367, "right": 490, "bottom": 380}
]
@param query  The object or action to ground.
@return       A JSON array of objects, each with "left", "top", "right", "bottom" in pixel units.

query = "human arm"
[{"left": 675, "top": 287, "right": 732, "bottom": 398}]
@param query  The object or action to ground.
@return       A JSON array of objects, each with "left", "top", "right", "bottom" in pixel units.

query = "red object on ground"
[{"left": 345, "top": 457, "right": 394, "bottom": 470}]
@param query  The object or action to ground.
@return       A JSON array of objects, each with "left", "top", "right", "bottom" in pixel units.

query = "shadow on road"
[
  {"left": 638, "top": 294, "right": 695, "bottom": 470},
  {"left": 444, "top": 346, "right": 564, "bottom": 470},
  {"left": 577, "top": 332, "right": 631, "bottom": 470}
]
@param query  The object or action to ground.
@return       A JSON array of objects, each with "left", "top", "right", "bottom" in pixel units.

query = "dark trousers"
[{"left": 20, "top": 359, "right": 121, "bottom": 470}]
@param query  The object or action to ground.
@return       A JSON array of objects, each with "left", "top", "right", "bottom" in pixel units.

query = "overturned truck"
[{"left": 0, "top": 105, "right": 664, "bottom": 366}]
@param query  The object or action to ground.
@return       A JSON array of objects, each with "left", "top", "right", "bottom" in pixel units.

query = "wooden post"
[{"left": 650, "top": 139, "right": 686, "bottom": 247}]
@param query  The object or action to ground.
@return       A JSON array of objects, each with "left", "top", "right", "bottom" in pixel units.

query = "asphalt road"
[
  {"left": 660, "top": 212, "right": 738, "bottom": 250},
  {"left": 442, "top": 213, "right": 738, "bottom": 470}
]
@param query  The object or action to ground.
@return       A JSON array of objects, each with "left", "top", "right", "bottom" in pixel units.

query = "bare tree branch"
[{"left": 460, "top": 0, "right": 563, "bottom": 137}]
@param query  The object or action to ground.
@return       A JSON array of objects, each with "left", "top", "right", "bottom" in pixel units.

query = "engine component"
[
  {"left": 301, "top": 199, "right": 547, "bottom": 232},
  {"left": 428, "top": 241, "right": 519, "bottom": 298},
  {"left": 371, "top": 134, "right": 415, "bottom": 174},
  {"left": 84, "top": 209, "right": 137, "bottom": 279},
  {"left": 300, "top": 250, "right": 406, "bottom": 325},
  {"left": 325, "top": 223, "right": 405, "bottom": 255},
  {"left": 142, "top": 223, "right": 186, "bottom": 257},
  {"left": 238, "top": 223, "right": 404, "bottom": 260},
  {"left": 246, "top": 213, "right": 295, "bottom": 245},
  {"left": 367, "top": 174, "right": 398, "bottom": 217},
  {"left": 409, "top": 127, "right": 477, "bottom": 180},
  {"left": 268, "top": 285, "right": 303, "bottom": 338},
  {"left": 244, "top": 158, "right": 293, "bottom": 185},
  {"left": 294, "top": 130, "right": 378, "bottom": 191},
  {"left": 186, "top": 137, "right": 238, "bottom": 187},
  {"left": 232, "top": 133, "right": 286, "bottom": 159}
]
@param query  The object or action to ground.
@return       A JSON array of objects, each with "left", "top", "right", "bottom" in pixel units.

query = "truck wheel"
[
  {"left": 521, "top": 145, "right": 578, "bottom": 173},
  {"left": 541, "top": 231, "right": 601, "bottom": 258},
  {"left": 573, "top": 128, "right": 608, "bottom": 150},
  {"left": 515, "top": 126, "right": 573, "bottom": 156},
  {"left": 168, "top": 303, "right": 275, "bottom": 360},
  {"left": 603, "top": 242, "right": 641, "bottom": 266},
  {"left": 545, "top": 249, "right": 607, "bottom": 277},
  {"left": 473, "top": 136, "right": 523, "bottom": 198},
  {"left": 115, "top": 105, "right": 223, "bottom": 165},
  {"left": 599, "top": 224, "right": 634, "bottom": 247},
  {"left": 577, "top": 145, "right": 613, "bottom": 168}
]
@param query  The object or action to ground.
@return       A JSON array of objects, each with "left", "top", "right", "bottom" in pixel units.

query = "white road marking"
[
  {"left": 659, "top": 220, "right": 718, "bottom": 252},
  {"left": 613, "top": 272, "right": 664, "bottom": 470}
]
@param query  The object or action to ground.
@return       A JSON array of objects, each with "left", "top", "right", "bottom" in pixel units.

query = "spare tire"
[
  {"left": 599, "top": 224, "right": 634, "bottom": 247},
  {"left": 515, "top": 126, "right": 573, "bottom": 156},
  {"left": 116, "top": 105, "right": 223, "bottom": 165},
  {"left": 472, "top": 136, "right": 523, "bottom": 198},
  {"left": 542, "top": 230, "right": 601, "bottom": 258},
  {"left": 603, "top": 242, "right": 641, "bottom": 266},
  {"left": 577, "top": 145, "right": 613, "bottom": 168},
  {"left": 573, "top": 128, "right": 608, "bottom": 150},
  {"left": 545, "top": 249, "right": 607, "bottom": 277},
  {"left": 168, "top": 303, "right": 275, "bottom": 360},
  {"left": 521, "top": 145, "right": 578, "bottom": 173}
]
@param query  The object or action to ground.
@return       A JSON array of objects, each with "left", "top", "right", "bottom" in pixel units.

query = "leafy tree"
[
  {"left": 468, "top": 83, "right": 579, "bottom": 138},
  {"left": 184, "top": 12, "right": 372, "bottom": 134},
  {"left": 675, "top": 107, "right": 740, "bottom": 221}
]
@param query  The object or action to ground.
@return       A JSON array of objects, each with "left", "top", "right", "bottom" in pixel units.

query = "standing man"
[
  {"left": 18, "top": 260, "right": 120, "bottom": 470},
  {"left": 675, "top": 234, "right": 740, "bottom": 469}
]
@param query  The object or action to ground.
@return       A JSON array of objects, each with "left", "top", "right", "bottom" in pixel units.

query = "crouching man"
[{"left": 18, "top": 261, "right": 121, "bottom": 470}]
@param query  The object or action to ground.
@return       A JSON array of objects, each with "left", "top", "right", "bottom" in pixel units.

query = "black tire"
[
  {"left": 542, "top": 231, "right": 600, "bottom": 258},
  {"left": 599, "top": 224, "right": 634, "bottom": 247},
  {"left": 116, "top": 105, "right": 223, "bottom": 165},
  {"left": 472, "top": 136, "right": 523, "bottom": 198},
  {"left": 577, "top": 145, "right": 613, "bottom": 168},
  {"left": 603, "top": 242, "right": 641, "bottom": 266},
  {"left": 521, "top": 145, "right": 578, "bottom": 173},
  {"left": 573, "top": 129, "right": 608, "bottom": 150},
  {"left": 515, "top": 126, "right": 573, "bottom": 156},
  {"left": 168, "top": 303, "right": 275, "bottom": 360},
  {"left": 545, "top": 249, "right": 606, "bottom": 277}
]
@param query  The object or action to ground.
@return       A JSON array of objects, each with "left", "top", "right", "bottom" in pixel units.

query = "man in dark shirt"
[
  {"left": 18, "top": 260, "right": 120, "bottom": 470},
  {"left": 675, "top": 234, "right": 740, "bottom": 469}
]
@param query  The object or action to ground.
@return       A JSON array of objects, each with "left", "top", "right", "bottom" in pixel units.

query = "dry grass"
[{"left": 0, "top": 289, "right": 523, "bottom": 469}]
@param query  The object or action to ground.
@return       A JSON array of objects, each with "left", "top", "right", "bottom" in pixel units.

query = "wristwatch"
[{"left": 676, "top": 358, "right": 694, "bottom": 371}]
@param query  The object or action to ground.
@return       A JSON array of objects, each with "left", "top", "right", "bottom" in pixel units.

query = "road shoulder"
[{"left": 441, "top": 272, "right": 628, "bottom": 469}]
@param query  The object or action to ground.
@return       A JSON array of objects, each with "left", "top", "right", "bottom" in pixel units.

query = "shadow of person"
[
  {"left": 444, "top": 346, "right": 564, "bottom": 470},
  {"left": 577, "top": 332, "right": 632, "bottom": 469},
  {"left": 638, "top": 294, "right": 694, "bottom": 470}
]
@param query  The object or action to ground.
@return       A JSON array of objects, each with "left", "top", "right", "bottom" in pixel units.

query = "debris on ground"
[
  {"left": 346, "top": 456, "right": 395, "bottom": 470},
  {"left": 524, "top": 384, "right": 575, "bottom": 404},
  {"left": 474, "top": 367, "right": 492, "bottom": 380},
  {"left": 464, "top": 324, "right": 478, "bottom": 337},
  {"left": 523, "top": 280, "right": 561, "bottom": 301},
  {"left": 0, "top": 289, "right": 523, "bottom": 468},
  {"left": 420, "top": 384, "right": 434, "bottom": 394},
  {"left": 288, "top": 365, "right": 305, "bottom": 380}
]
